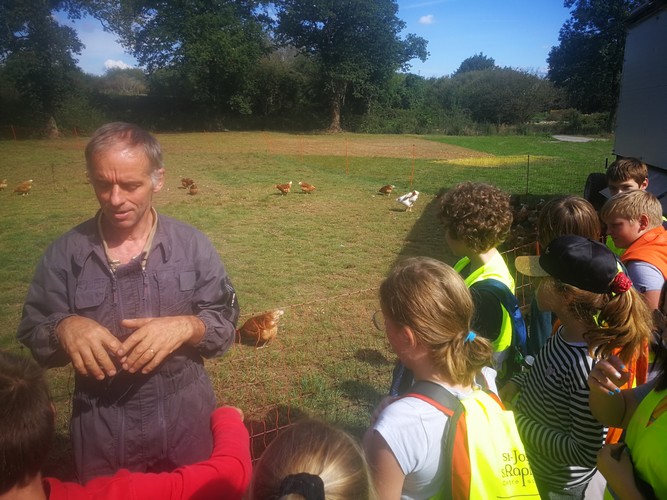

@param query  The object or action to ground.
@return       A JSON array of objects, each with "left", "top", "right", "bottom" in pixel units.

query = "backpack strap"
[
  {"left": 470, "top": 278, "right": 528, "bottom": 357},
  {"left": 406, "top": 381, "right": 471, "bottom": 499}
]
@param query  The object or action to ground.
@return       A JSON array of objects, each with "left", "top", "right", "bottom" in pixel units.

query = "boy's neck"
[
  {"left": 0, "top": 474, "right": 47, "bottom": 500},
  {"left": 467, "top": 247, "right": 498, "bottom": 272}
]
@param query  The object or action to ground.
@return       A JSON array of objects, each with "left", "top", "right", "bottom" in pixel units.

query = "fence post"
[
  {"left": 525, "top": 154, "right": 530, "bottom": 195},
  {"left": 345, "top": 138, "right": 349, "bottom": 175},
  {"left": 410, "top": 144, "right": 415, "bottom": 190},
  {"left": 11, "top": 125, "right": 17, "bottom": 141}
]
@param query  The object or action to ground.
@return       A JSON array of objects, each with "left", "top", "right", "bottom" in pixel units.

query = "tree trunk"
[
  {"left": 328, "top": 98, "right": 342, "bottom": 132},
  {"left": 327, "top": 80, "right": 347, "bottom": 132},
  {"left": 46, "top": 115, "right": 60, "bottom": 139}
]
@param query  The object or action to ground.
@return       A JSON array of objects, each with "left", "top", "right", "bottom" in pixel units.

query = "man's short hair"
[
  {"left": 437, "top": 182, "right": 513, "bottom": 253},
  {"left": 606, "top": 157, "right": 648, "bottom": 186},
  {"left": 85, "top": 122, "right": 164, "bottom": 174},
  {"left": 0, "top": 351, "right": 54, "bottom": 494},
  {"left": 600, "top": 190, "right": 663, "bottom": 228}
]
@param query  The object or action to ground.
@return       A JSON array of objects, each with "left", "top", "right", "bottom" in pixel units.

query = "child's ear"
[
  {"left": 641, "top": 177, "right": 649, "bottom": 190},
  {"left": 638, "top": 213, "right": 651, "bottom": 231},
  {"left": 402, "top": 325, "right": 419, "bottom": 348}
]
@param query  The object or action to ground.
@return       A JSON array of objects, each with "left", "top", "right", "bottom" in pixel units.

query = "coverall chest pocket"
[
  {"left": 156, "top": 269, "right": 197, "bottom": 315},
  {"left": 74, "top": 279, "right": 108, "bottom": 312}
]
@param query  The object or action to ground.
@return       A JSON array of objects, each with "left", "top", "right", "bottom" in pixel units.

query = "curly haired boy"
[{"left": 438, "top": 182, "right": 514, "bottom": 365}]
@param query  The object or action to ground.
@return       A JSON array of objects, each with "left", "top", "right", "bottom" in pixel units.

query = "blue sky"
[{"left": 59, "top": 0, "right": 572, "bottom": 77}]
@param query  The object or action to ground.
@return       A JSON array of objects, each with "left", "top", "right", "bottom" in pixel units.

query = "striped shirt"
[{"left": 514, "top": 327, "right": 607, "bottom": 490}]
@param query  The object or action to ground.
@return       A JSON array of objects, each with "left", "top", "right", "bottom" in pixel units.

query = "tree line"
[{"left": 0, "top": 0, "right": 641, "bottom": 136}]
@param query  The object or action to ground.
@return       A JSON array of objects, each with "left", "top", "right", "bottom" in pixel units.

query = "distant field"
[{"left": 0, "top": 131, "right": 611, "bottom": 477}]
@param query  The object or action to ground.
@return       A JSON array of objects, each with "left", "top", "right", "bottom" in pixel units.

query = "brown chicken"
[
  {"left": 14, "top": 179, "right": 33, "bottom": 196},
  {"left": 378, "top": 184, "right": 395, "bottom": 195},
  {"left": 0, "top": 179, "right": 7, "bottom": 191},
  {"left": 180, "top": 177, "right": 195, "bottom": 189},
  {"left": 238, "top": 309, "right": 284, "bottom": 348},
  {"left": 188, "top": 183, "right": 199, "bottom": 195},
  {"left": 298, "top": 181, "right": 316, "bottom": 194},
  {"left": 275, "top": 181, "right": 292, "bottom": 195}
]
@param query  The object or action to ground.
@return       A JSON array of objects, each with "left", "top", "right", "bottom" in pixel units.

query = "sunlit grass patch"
[{"left": 434, "top": 155, "right": 558, "bottom": 168}]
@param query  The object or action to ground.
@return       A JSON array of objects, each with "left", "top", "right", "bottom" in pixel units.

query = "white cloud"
[
  {"left": 104, "top": 59, "right": 134, "bottom": 70},
  {"left": 419, "top": 14, "right": 435, "bottom": 24}
]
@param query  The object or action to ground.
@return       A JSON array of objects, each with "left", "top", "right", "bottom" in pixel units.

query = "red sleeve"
[{"left": 58, "top": 407, "right": 252, "bottom": 500}]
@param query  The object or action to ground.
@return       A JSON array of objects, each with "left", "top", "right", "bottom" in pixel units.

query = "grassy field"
[{"left": 0, "top": 131, "right": 612, "bottom": 477}]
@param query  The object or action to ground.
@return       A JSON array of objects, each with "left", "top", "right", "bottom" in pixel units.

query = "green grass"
[{"left": 0, "top": 132, "right": 611, "bottom": 474}]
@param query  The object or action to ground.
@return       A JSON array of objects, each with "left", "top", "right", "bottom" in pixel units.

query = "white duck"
[{"left": 396, "top": 190, "right": 419, "bottom": 212}]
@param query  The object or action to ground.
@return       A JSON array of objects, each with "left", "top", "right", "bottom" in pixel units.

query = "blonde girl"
[
  {"left": 363, "top": 257, "right": 494, "bottom": 499},
  {"left": 249, "top": 419, "right": 375, "bottom": 500}
]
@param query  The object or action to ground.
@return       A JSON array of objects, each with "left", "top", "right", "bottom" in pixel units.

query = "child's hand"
[
  {"left": 588, "top": 356, "right": 630, "bottom": 395},
  {"left": 499, "top": 381, "right": 520, "bottom": 410},
  {"left": 596, "top": 443, "right": 643, "bottom": 499}
]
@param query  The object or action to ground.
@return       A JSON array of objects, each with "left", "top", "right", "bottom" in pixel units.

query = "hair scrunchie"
[
  {"left": 464, "top": 331, "right": 476, "bottom": 344},
  {"left": 279, "top": 472, "right": 325, "bottom": 500},
  {"left": 610, "top": 272, "right": 633, "bottom": 294}
]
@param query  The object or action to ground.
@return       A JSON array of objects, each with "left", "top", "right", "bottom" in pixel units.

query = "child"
[
  {"left": 248, "top": 419, "right": 375, "bottom": 500},
  {"left": 588, "top": 282, "right": 667, "bottom": 499},
  {"left": 364, "top": 257, "right": 497, "bottom": 498},
  {"left": 437, "top": 182, "right": 515, "bottom": 362},
  {"left": 601, "top": 189, "right": 667, "bottom": 311},
  {"left": 508, "top": 235, "right": 652, "bottom": 498},
  {"left": 603, "top": 157, "right": 654, "bottom": 256},
  {"left": 0, "top": 351, "right": 252, "bottom": 500},
  {"left": 389, "top": 182, "right": 513, "bottom": 395},
  {"left": 528, "top": 196, "right": 602, "bottom": 355},
  {"left": 606, "top": 157, "right": 649, "bottom": 197}
]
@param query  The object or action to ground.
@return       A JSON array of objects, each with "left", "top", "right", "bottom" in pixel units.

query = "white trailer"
[{"left": 584, "top": 0, "right": 667, "bottom": 211}]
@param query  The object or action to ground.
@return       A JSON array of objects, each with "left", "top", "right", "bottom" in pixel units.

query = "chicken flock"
[
  {"left": 274, "top": 181, "right": 317, "bottom": 195},
  {"left": 1, "top": 179, "right": 33, "bottom": 195}
]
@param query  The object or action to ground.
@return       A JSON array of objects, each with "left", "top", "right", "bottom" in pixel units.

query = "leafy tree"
[
  {"left": 454, "top": 53, "right": 496, "bottom": 75},
  {"left": 97, "top": 68, "right": 147, "bottom": 95},
  {"left": 275, "top": 0, "right": 428, "bottom": 131},
  {"left": 450, "top": 68, "right": 557, "bottom": 124},
  {"left": 0, "top": 1, "right": 85, "bottom": 133},
  {"left": 547, "top": 0, "right": 640, "bottom": 114},
  {"left": 97, "top": 0, "right": 270, "bottom": 114}
]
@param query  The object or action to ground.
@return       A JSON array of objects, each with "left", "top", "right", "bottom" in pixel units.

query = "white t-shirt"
[
  {"left": 373, "top": 385, "right": 474, "bottom": 500},
  {"left": 626, "top": 260, "right": 664, "bottom": 293}
]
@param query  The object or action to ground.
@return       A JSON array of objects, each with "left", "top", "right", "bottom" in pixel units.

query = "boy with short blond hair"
[{"left": 601, "top": 189, "right": 667, "bottom": 310}]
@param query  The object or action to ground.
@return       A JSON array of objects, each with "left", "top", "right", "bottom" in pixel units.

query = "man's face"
[
  {"left": 607, "top": 178, "right": 648, "bottom": 197},
  {"left": 605, "top": 216, "right": 641, "bottom": 249},
  {"left": 89, "top": 144, "right": 164, "bottom": 234}
]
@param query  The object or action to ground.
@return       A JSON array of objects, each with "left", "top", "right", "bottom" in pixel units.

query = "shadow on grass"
[
  {"left": 354, "top": 348, "right": 390, "bottom": 367},
  {"left": 393, "top": 190, "right": 452, "bottom": 265}
]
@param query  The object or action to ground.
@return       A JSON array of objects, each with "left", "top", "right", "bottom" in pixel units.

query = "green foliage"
[
  {"left": 548, "top": 0, "right": 640, "bottom": 113},
  {"left": 100, "top": 0, "right": 270, "bottom": 113},
  {"left": 275, "top": 0, "right": 428, "bottom": 131},
  {"left": 454, "top": 52, "right": 496, "bottom": 75},
  {"left": 0, "top": 0, "right": 85, "bottom": 131},
  {"left": 96, "top": 68, "right": 147, "bottom": 95},
  {"left": 449, "top": 68, "right": 558, "bottom": 124}
]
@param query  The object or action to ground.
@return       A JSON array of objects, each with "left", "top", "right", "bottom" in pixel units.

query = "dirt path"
[{"left": 159, "top": 131, "right": 491, "bottom": 160}]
